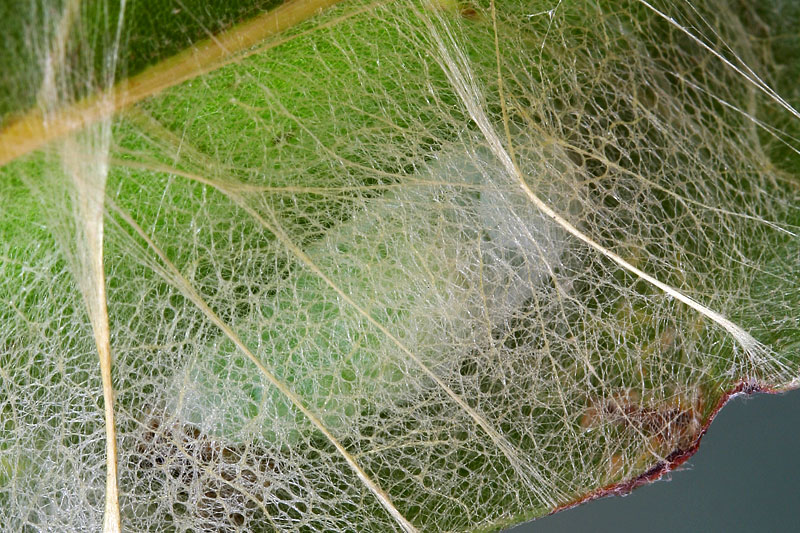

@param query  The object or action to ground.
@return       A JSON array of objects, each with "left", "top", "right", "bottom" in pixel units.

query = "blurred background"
[{"left": 510, "top": 388, "right": 800, "bottom": 532}]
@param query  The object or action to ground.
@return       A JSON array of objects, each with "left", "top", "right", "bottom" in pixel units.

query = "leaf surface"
[{"left": 1, "top": 0, "right": 798, "bottom": 531}]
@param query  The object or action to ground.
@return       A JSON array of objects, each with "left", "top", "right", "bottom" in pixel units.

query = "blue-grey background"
[{"left": 509, "top": 388, "right": 800, "bottom": 532}]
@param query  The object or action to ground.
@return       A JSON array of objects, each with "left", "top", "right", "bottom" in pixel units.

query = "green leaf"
[{"left": 1, "top": 0, "right": 798, "bottom": 531}]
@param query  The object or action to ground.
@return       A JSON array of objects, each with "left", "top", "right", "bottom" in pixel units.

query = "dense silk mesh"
[{"left": 1, "top": 0, "right": 799, "bottom": 531}]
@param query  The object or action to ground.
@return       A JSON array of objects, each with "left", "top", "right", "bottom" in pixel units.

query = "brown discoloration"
[
  {"left": 460, "top": 5, "right": 480, "bottom": 20},
  {"left": 557, "top": 379, "right": 768, "bottom": 516},
  {"left": 582, "top": 388, "right": 703, "bottom": 454},
  {"left": 135, "top": 407, "right": 277, "bottom": 530},
  {"left": 606, "top": 454, "right": 624, "bottom": 480},
  {"left": 425, "top": 0, "right": 482, "bottom": 20}
]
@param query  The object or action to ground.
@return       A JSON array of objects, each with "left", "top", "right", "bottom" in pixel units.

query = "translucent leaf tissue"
[{"left": 0, "top": 0, "right": 798, "bottom": 531}]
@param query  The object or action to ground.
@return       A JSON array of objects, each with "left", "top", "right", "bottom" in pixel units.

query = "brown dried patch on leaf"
[
  {"left": 134, "top": 407, "right": 278, "bottom": 531},
  {"left": 582, "top": 389, "right": 704, "bottom": 457}
]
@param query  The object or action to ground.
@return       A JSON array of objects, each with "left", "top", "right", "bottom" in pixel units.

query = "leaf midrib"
[{"left": 0, "top": 0, "right": 345, "bottom": 167}]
